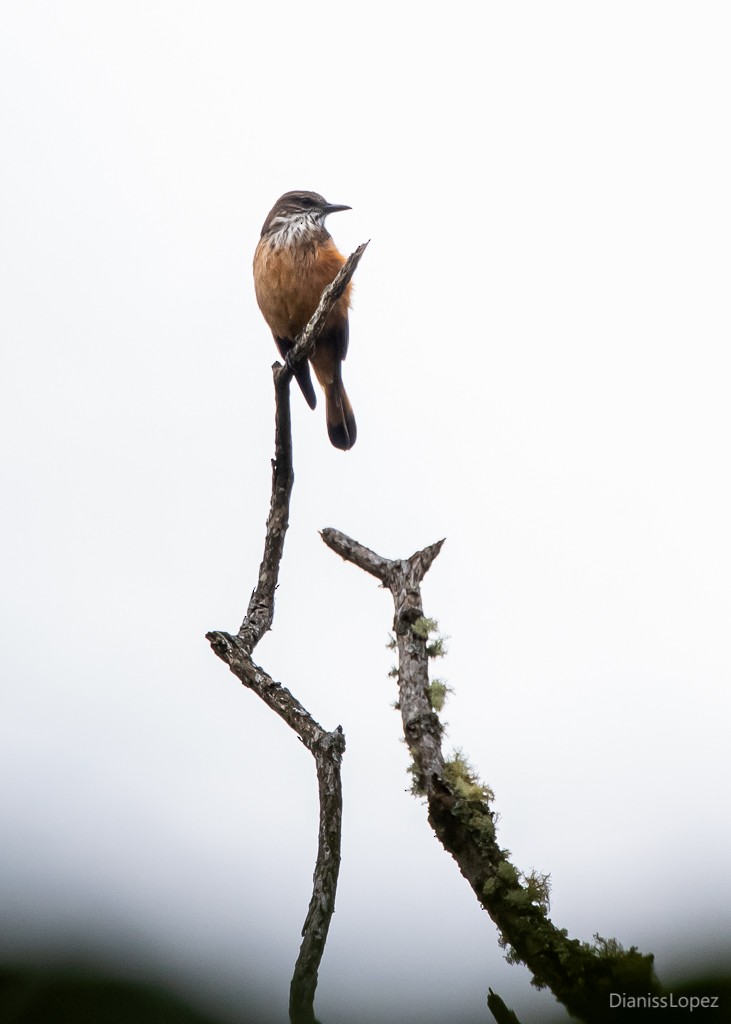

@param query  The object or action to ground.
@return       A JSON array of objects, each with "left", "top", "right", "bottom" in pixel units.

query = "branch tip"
[
  {"left": 286, "top": 242, "right": 369, "bottom": 374},
  {"left": 206, "top": 629, "right": 235, "bottom": 661}
]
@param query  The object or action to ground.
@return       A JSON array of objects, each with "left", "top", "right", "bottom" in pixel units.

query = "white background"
[{"left": 1, "top": 3, "right": 730, "bottom": 1022}]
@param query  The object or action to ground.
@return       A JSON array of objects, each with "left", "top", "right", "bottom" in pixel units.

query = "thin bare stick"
[
  {"left": 235, "top": 367, "right": 294, "bottom": 653},
  {"left": 207, "top": 244, "right": 367, "bottom": 1024},
  {"left": 322, "top": 526, "right": 659, "bottom": 1024},
  {"left": 232, "top": 242, "right": 367, "bottom": 655}
]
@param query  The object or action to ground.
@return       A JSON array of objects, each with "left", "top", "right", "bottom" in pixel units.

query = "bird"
[{"left": 253, "top": 190, "right": 357, "bottom": 450}]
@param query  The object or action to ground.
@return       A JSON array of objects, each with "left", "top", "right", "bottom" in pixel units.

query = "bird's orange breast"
[{"left": 253, "top": 236, "right": 351, "bottom": 339}]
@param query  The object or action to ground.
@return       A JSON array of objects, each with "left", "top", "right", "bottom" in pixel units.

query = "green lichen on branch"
[
  {"left": 427, "top": 678, "right": 452, "bottom": 712},
  {"left": 407, "top": 756, "right": 427, "bottom": 797},
  {"left": 426, "top": 636, "right": 447, "bottom": 659},
  {"left": 491, "top": 868, "right": 551, "bottom": 913},
  {"left": 411, "top": 616, "right": 448, "bottom": 658},
  {"left": 443, "top": 750, "right": 495, "bottom": 803},
  {"left": 584, "top": 933, "right": 631, "bottom": 959},
  {"left": 411, "top": 616, "right": 439, "bottom": 639},
  {"left": 494, "top": 920, "right": 656, "bottom": 1003},
  {"left": 409, "top": 612, "right": 658, "bottom": 1017},
  {"left": 522, "top": 869, "right": 551, "bottom": 913},
  {"left": 324, "top": 531, "right": 661, "bottom": 1021}
]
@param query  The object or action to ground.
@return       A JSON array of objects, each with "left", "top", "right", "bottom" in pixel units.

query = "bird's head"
[{"left": 260, "top": 190, "right": 351, "bottom": 240}]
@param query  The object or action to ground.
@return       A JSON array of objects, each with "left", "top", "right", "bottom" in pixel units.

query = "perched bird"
[{"left": 253, "top": 190, "right": 357, "bottom": 450}]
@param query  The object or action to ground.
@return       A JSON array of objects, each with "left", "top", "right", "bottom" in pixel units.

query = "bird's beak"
[{"left": 323, "top": 203, "right": 351, "bottom": 215}]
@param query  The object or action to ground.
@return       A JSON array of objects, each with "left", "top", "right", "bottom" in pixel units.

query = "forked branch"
[
  {"left": 321, "top": 527, "right": 659, "bottom": 1024},
  {"left": 206, "top": 244, "right": 367, "bottom": 1024}
]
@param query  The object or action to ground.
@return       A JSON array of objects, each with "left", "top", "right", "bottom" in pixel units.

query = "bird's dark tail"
[
  {"left": 274, "top": 335, "right": 318, "bottom": 409},
  {"left": 294, "top": 362, "right": 317, "bottom": 410},
  {"left": 326, "top": 383, "right": 357, "bottom": 451}
]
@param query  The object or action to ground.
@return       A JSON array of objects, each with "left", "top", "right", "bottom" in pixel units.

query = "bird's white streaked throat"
[{"left": 264, "top": 211, "right": 327, "bottom": 248}]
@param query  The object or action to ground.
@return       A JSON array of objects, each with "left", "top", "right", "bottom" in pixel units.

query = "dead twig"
[{"left": 206, "top": 244, "right": 367, "bottom": 1024}]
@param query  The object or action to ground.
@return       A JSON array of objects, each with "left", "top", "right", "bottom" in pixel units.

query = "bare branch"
[
  {"left": 233, "top": 243, "right": 368, "bottom": 655},
  {"left": 320, "top": 527, "right": 393, "bottom": 582},
  {"left": 290, "top": 726, "right": 345, "bottom": 1024},
  {"left": 207, "top": 244, "right": 368, "bottom": 1024},
  {"left": 206, "top": 636, "right": 345, "bottom": 1024},
  {"left": 235, "top": 371, "right": 294, "bottom": 653},
  {"left": 322, "top": 529, "right": 660, "bottom": 1023}
]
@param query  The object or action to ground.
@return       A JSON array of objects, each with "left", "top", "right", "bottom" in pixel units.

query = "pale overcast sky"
[{"left": 1, "top": 3, "right": 730, "bottom": 1022}]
